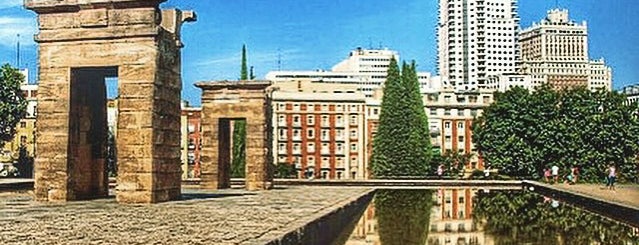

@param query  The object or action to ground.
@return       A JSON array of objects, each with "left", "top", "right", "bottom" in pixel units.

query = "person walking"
[
  {"left": 543, "top": 168, "right": 551, "bottom": 183},
  {"left": 551, "top": 165, "right": 559, "bottom": 184},
  {"left": 437, "top": 164, "right": 444, "bottom": 179},
  {"left": 606, "top": 164, "right": 616, "bottom": 191}
]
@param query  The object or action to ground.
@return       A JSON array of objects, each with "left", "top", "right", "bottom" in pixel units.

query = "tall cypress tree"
[
  {"left": 371, "top": 58, "right": 432, "bottom": 177},
  {"left": 231, "top": 45, "right": 248, "bottom": 178}
]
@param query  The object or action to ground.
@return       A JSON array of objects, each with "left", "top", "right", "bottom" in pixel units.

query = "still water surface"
[{"left": 339, "top": 188, "right": 639, "bottom": 245}]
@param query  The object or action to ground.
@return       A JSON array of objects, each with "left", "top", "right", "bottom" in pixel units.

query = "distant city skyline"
[{"left": 0, "top": 0, "right": 637, "bottom": 105}]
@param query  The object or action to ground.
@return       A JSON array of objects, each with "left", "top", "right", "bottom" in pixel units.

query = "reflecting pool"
[{"left": 339, "top": 188, "right": 639, "bottom": 245}]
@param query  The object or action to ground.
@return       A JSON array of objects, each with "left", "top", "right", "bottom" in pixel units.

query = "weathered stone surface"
[
  {"left": 30, "top": 0, "right": 195, "bottom": 203},
  {"left": 0, "top": 187, "right": 372, "bottom": 244},
  {"left": 197, "top": 81, "right": 274, "bottom": 191}
]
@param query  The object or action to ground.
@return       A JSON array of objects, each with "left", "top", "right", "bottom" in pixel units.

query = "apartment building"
[
  {"left": 366, "top": 88, "right": 493, "bottom": 172},
  {"left": 272, "top": 80, "right": 368, "bottom": 180},
  {"left": 622, "top": 84, "right": 639, "bottom": 105},
  {"left": 438, "top": 0, "right": 520, "bottom": 90},
  {"left": 266, "top": 48, "right": 436, "bottom": 97},
  {"left": 182, "top": 106, "right": 202, "bottom": 179},
  {"left": 519, "top": 9, "right": 612, "bottom": 91}
]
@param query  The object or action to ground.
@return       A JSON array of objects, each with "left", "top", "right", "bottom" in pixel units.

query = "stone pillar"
[
  {"left": 197, "top": 81, "right": 274, "bottom": 191},
  {"left": 26, "top": 0, "right": 195, "bottom": 203}
]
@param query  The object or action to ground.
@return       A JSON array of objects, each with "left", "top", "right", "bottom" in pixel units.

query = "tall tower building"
[
  {"left": 519, "top": 9, "right": 612, "bottom": 91},
  {"left": 437, "top": 0, "right": 520, "bottom": 91}
]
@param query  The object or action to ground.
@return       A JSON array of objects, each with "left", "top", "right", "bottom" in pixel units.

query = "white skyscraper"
[{"left": 437, "top": 0, "right": 520, "bottom": 91}]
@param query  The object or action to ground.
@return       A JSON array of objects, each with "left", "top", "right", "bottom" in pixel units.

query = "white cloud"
[
  {"left": 0, "top": 0, "right": 22, "bottom": 9},
  {"left": 0, "top": 17, "right": 37, "bottom": 47}
]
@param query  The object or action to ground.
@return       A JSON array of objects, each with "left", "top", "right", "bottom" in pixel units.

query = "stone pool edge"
[
  {"left": 523, "top": 180, "right": 639, "bottom": 227},
  {"left": 251, "top": 188, "right": 375, "bottom": 245}
]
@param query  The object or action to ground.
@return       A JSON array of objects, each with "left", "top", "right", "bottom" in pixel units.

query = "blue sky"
[{"left": 0, "top": 0, "right": 637, "bottom": 105}]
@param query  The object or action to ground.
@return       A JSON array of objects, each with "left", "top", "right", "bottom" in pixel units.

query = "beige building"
[
  {"left": 266, "top": 48, "right": 436, "bottom": 96},
  {"left": 519, "top": 9, "right": 612, "bottom": 91}
]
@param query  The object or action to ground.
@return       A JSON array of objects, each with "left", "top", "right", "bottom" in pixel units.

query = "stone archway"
[
  {"left": 196, "top": 81, "right": 274, "bottom": 191},
  {"left": 26, "top": 0, "right": 196, "bottom": 203}
]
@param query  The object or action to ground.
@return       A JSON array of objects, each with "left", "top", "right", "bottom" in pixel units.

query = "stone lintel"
[
  {"left": 195, "top": 80, "right": 272, "bottom": 91},
  {"left": 25, "top": 0, "right": 165, "bottom": 13},
  {"left": 35, "top": 25, "right": 159, "bottom": 43}
]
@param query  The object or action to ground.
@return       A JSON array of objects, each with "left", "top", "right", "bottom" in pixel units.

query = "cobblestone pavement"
[
  {"left": 0, "top": 187, "right": 372, "bottom": 245},
  {"left": 539, "top": 183, "right": 639, "bottom": 208}
]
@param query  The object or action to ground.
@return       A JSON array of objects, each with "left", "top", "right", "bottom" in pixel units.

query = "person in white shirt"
[{"left": 551, "top": 165, "right": 559, "bottom": 184}]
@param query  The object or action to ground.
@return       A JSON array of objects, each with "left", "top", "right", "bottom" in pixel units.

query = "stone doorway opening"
[
  {"left": 67, "top": 67, "right": 117, "bottom": 199},
  {"left": 214, "top": 118, "right": 247, "bottom": 189}
]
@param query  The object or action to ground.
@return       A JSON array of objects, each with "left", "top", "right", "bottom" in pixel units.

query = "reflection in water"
[{"left": 342, "top": 188, "right": 639, "bottom": 245}]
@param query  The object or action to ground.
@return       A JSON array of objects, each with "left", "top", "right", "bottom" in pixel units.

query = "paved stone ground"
[
  {"left": 0, "top": 187, "right": 372, "bottom": 245},
  {"left": 540, "top": 183, "right": 639, "bottom": 208}
]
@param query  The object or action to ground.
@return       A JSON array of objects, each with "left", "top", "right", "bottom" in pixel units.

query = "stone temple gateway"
[
  {"left": 196, "top": 81, "right": 274, "bottom": 191},
  {"left": 26, "top": 0, "right": 196, "bottom": 203}
]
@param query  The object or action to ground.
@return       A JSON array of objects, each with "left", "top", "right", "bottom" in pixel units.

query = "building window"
[
  {"left": 20, "top": 122, "right": 26, "bottom": 128},
  {"left": 445, "top": 136, "right": 452, "bottom": 142},
  {"left": 350, "top": 143, "right": 357, "bottom": 151},
  {"left": 458, "top": 136, "right": 464, "bottom": 142},
  {"left": 321, "top": 115, "right": 329, "bottom": 126},
  {"left": 307, "top": 142, "right": 315, "bottom": 152},
  {"left": 278, "top": 115, "right": 285, "bottom": 125},
  {"left": 457, "top": 122, "right": 464, "bottom": 128},
  {"left": 278, "top": 129, "right": 287, "bottom": 140},
  {"left": 321, "top": 130, "right": 329, "bottom": 141},
  {"left": 350, "top": 130, "right": 357, "bottom": 138},
  {"left": 349, "top": 115, "right": 358, "bottom": 125},
  {"left": 307, "top": 115, "right": 315, "bottom": 125},
  {"left": 307, "top": 129, "right": 314, "bottom": 138},
  {"left": 293, "top": 115, "right": 300, "bottom": 125},
  {"left": 293, "top": 129, "right": 300, "bottom": 138},
  {"left": 444, "top": 122, "right": 451, "bottom": 129}
]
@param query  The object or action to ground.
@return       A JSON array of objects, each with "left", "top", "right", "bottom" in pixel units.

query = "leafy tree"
[
  {"left": 231, "top": 45, "right": 249, "bottom": 178},
  {"left": 473, "top": 86, "right": 639, "bottom": 182},
  {"left": 0, "top": 64, "right": 27, "bottom": 147},
  {"left": 371, "top": 59, "right": 432, "bottom": 177},
  {"left": 273, "top": 162, "right": 296, "bottom": 178}
]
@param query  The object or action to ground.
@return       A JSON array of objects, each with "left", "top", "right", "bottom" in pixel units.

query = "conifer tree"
[
  {"left": 371, "top": 58, "right": 432, "bottom": 177},
  {"left": 231, "top": 45, "right": 248, "bottom": 178}
]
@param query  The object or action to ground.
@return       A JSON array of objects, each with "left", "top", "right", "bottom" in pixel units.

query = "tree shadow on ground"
[{"left": 179, "top": 192, "right": 257, "bottom": 201}]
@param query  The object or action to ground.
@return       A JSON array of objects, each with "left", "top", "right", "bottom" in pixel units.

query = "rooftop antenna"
[
  {"left": 16, "top": 34, "right": 20, "bottom": 68},
  {"left": 368, "top": 37, "right": 373, "bottom": 49},
  {"left": 277, "top": 48, "right": 281, "bottom": 71}
]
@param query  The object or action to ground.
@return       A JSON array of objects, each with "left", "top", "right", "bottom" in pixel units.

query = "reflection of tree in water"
[
  {"left": 472, "top": 190, "right": 639, "bottom": 245},
  {"left": 375, "top": 189, "right": 434, "bottom": 245}
]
